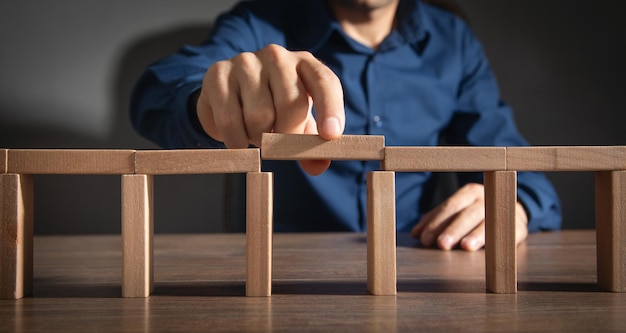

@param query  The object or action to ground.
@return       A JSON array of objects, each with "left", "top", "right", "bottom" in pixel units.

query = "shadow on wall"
[{"left": 0, "top": 23, "right": 241, "bottom": 234}]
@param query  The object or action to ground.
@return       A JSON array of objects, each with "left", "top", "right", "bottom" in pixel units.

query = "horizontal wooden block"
[
  {"left": 261, "top": 133, "right": 385, "bottom": 160},
  {"left": 382, "top": 146, "right": 506, "bottom": 172},
  {"left": 135, "top": 149, "right": 260, "bottom": 175},
  {"left": 8, "top": 149, "right": 135, "bottom": 174},
  {"left": 507, "top": 146, "right": 626, "bottom": 171},
  {"left": 1, "top": 149, "right": 7, "bottom": 173}
]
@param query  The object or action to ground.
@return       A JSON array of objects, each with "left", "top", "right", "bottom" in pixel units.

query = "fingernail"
[
  {"left": 438, "top": 235, "right": 454, "bottom": 250},
  {"left": 323, "top": 117, "right": 341, "bottom": 137},
  {"left": 463, "top": 237, "right": 478, "bottom": 251}
]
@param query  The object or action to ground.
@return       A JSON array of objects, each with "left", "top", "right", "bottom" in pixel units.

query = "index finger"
[{"left": 295, "top": 52, "right": 345, "bottom": 140}]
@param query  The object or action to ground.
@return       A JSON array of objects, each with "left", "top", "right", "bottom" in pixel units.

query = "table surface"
[{"left": 1, "top": 230, "right": 625, "bottom": 332}]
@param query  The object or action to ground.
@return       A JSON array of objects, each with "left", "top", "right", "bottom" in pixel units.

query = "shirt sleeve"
[
  {"left": 129, "top": 4, "right": 262, "bottom": 149},
  {"left": 442, "top": 23, "right": 562, "bottom": 232}
]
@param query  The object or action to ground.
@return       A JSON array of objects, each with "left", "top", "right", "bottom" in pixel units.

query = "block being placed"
[
  {"left": 8, "top": 149, "right": 135, "bottom": 174},
  {"left": 246, "top": 172, "right": 273, "bottom": 297},
  {"left": 135, "top": 149, "right": 260, "bottom": 175},
  {"left": 484, "top": 171, "right": 517, "bottom": 294},
  {"left": 261, "top": 133, "right": 385, "bottom": 160},
  {"left": 507, "top": 146, "right": 626, "bottom": 171},
  {"left": 0, "top": 174, "right": 33, "bottom": 300},
  {"left": 595, "top": 170, "right": 626, "bottom": 292},
  {"left": 366, "top": 171, "right": 397, "bottom": 296},
  {"left": 383, "top": 146, "right": 506, "bottom": 172}
]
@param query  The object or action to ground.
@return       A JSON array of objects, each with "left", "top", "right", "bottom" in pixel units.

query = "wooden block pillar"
[
  {"left": 246, "top": 172, "right": 273, "bottom": 296},
  {"left": 121, "top": 174, "right": 154, "bottom": 298},
  {"left": 0, "top": 174, "right": 33, "bottom": 299},
  {"left": 595, "top": 171, "right": 626, "bottom": 292},
  {"left": 484, "top": 171, "right": 517, "bottom": 293},
  {"left": 367, "top": 171, "right": 397, "bottom": 296}
]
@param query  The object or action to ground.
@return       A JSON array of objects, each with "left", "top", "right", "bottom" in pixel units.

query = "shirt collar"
[{"left": 290, "top": 0, "right": 430, "bottom": 53}]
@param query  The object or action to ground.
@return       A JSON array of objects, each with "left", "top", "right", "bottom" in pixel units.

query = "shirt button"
[{"left": 373, "top": 115, "right": 383, "bottom": 128}]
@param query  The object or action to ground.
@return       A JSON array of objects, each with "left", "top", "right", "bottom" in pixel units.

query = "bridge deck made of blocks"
[{"left": 1, "top": 134, "right": 624, "bottom": 299}]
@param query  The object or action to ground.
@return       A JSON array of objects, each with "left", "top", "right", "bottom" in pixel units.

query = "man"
[{"left": 130, "top": 0, "right": 562, "bottom": 251}]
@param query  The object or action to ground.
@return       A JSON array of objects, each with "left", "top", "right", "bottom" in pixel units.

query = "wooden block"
[
  {"left": 1, "top": 174, "right": 33, "bottom": 299},
  {"left": 261, "top": 133, "right": 385, "bottom": 160},
  {"left": 595, "top": 171, "right": 626, "bottom": 292},
  {"left": 135, "top": 149, "right": 260, "bottom": 175},
  {"left": 507, "top": 146, "right": 626, "bottom": 171},
  {"left": 8, "top": 149, "right": 135, "bottom": 174},
  {"left": 246, "top": 172, "right": 273, "bottom": 297},
  {"left": 383, "top": 146, "right": 506, "bottom": 172},
  {"left": 366, "top": 171, "right": 397, "bottom": 296},
  {"left": 484, "top": 171, "right": 517, "bottom": 294},
  {"left": 122, "top": 174, "right": 154, "bottom": 298},
  {"left": 1, "top": 149, "right": 7, "bottom": 173}
]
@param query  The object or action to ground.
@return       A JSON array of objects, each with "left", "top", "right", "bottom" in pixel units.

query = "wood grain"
[
  {"left": 595, "top": 171, "right": 626, "bottom": 292},
  {"left": 5, "top": 232, "right": 625, "bottom": 333},
  {"left": 507, "top": 146, "right": 626, "bottom": 171},
  {"left": 261, "top": 133, "right": 385, "bottom": 160},
  {"left": 484, "top": 171, "right": 517, "bottom": 294},
  {"left": 7, "top": 149, "right": 135, "bottom": 174},
  {"left": 121, "top": 174, "right": 154, "bottom": 297},
  {"left": 246, "top": 172, "right": 273, "bottom": 296},
  {"left": 383, "top": 146, "right": 506, "bottom": 171},
  {"left": 135, "top": 149, "right": 260, "bottom": 174},
  {"left": 366, "top": 171, "right": 396, "bottom": 295},
  {"left": 0, "top": 174, "right": 33, "bottom": 299}
]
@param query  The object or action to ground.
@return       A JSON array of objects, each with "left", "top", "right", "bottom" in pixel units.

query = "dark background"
[{"left": 1, "top": 0, "right": 624, "bottom": 234}]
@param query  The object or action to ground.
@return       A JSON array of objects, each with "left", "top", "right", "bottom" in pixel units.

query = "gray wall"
[{"left": 1, "top": 1, "right": 624, "bottom": 234}]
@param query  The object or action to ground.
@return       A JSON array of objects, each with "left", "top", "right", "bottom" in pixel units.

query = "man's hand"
[
  {"left": 196, "top": 44, "right": 345, "bottom": 175},
  {"left": 411, "top": 183, "right": 529, "bottom": 251}
]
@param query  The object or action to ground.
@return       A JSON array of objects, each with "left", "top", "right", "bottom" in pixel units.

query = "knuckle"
[
  {"left": 260, "top": 44, "right": 290, "bottom": 62},
  {"left": 307, "top": 65, "right": 337, "bottom": 85},
  {"left": 231, "top": 51, "right": 258, "bottom": 73}
]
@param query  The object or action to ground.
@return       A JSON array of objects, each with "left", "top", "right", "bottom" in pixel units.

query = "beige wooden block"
[
  {"left": 261, "top": 133, "right": 385, "bottom": 160},
  {"left": 484, "top": 171, "right": 517, "bottom": 294},
  {"left": 122, "top": 174, "right": 154, "bottom": 298},
  {"left": 135, "top": 149, "right": 260, "bottom": 175},
  {"left": 595, "top": 171, "right": 626, "bottom": 292},
  {"left": 507, "top": 146, "right": 626, "bottom": 171},
  {"left": 246, "top": 172, "right": 273, "bottom": 297},
  {"left": 0, "top": 174, "right": 33, "bottom": 299},
  {"left": 1, "top": 149, "right": 7, "bottom": 173},
  {"left": 366, "top": 171, "right": 397, "bottom": 296},
  {"left": 8, "top": 149, "right": 135, "bottom": 174},
  {"left": 383, "top": 146, "right": 506, "bottom": 172}
]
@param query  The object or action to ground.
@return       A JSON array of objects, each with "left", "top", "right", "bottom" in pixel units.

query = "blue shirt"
[{"left": 130, "top": 0, "right": 562, "bottom": 233}]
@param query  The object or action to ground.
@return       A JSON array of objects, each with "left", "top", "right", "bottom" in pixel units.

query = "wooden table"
[{"left": 1, "top": 230, "right": 625, "bottom": 332}]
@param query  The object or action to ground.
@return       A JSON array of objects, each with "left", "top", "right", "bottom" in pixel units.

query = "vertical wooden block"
[
  {"left": 246, "top": 172, "right": 273, "bottom": 297},
  {"left": 367, "top": 171, "right": 397, "bottom": 296},
  {"left": 0, "top": 174, "right": 34, "bottom": 299},
  {"left": 595, "top": 171, "right": 626, "bottom": 292},
  {"left": 122, "top": 174, "right": 154, "bottom": 298},
  {"left": 484, "top": 171, "right": 517, "bottom": 294}
]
